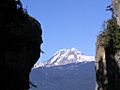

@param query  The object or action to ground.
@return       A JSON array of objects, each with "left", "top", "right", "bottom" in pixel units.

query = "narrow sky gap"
[{"left": 21, "top": 0, "right": 111, "bottom": 62}]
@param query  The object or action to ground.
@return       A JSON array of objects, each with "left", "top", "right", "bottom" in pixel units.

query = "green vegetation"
[{"left": 99, "top": 17, "right": 120, "bottom": 51}]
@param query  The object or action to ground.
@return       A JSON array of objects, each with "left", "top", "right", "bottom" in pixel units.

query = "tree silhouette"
[{"left": 0, "top": 0, "right": 43, "bottom": 90}]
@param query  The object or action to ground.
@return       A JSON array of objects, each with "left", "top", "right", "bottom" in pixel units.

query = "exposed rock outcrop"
[
  {"left": 96, "top": 0, "right": 120, "bottom": 90},
  {"left": 95, "top": 17, "right": 120, "bottom": 90},
  {"left": 112, "top": 0, "right": 120, "bottom": 25},
  {"left": 95, "top": 32, "right": 108, "bottom": 90}
]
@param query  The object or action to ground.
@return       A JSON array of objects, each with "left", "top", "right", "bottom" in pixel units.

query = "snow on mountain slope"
[
  {"left": 34, "top": 48, "right": 95, "bottom": 68},
  {"left": 30, "top": 48, "right": 96, "bottom": 90},
  {"left": 30, "top": 62, "right": 96, "bottom": 90}
]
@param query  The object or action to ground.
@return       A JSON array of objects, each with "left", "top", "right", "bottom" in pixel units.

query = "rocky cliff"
[
  {"left": 96, "top": 0, "right": 120, "bottom": 89},
  {"left": 95, "top": 31, "right": 107, "bottom": 90},
  {"left": 112, "top": 0, "right": 120, "bottom": 25},
  {"left": 95, "top": 16, "right": 120, "bottom": 90},
  {"left": 0, "top": 0, "right": 43, "bottom": 90}
]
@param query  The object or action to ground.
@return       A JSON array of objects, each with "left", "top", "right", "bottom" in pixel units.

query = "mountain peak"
[
  {"left": 54, "top": 48, "right": 83, "bottom": 57},
  {"left": 34, "top": 48, "right": 95, "bottom": 68}
]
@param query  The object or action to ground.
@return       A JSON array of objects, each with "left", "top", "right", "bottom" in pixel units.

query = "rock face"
[
  {"left": 105, "top": 45, "right": 120, "bottom": 90},
  {"left": 112, "top": 0, "right": 120, "bottom": 25},
  {"left": 0, "top": 0, "right": 42, "bottom": 90},
  {"left": 96, "top": 1, "right": 120, "bottom": 90},
  {"left": 95, "top": 33, "right": 108, "bottom": 90},
  {"left": 95, "top": 27, "right": 120, "bottom": 90}
]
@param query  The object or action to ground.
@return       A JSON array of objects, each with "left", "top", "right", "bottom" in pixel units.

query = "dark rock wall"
[
  {"left": 96, "top": 34, "right": 120, "bottom": 90},
  {"left": 0, "top": 0, "right": 43, "bottom": 90}
]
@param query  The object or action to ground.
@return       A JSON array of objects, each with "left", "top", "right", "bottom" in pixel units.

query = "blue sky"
[{"left": 21, "top": 0, "right": 111, "bottom": 62}]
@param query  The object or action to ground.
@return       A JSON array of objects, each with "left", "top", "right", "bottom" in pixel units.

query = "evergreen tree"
[{"left": 101, "top": 17, "right": 120, "bottom": 50}]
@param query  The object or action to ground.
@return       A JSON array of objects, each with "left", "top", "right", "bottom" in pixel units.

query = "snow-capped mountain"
[
  {"left": 30, "top": 48, "right": 96, "bottom": 90},
  {"left": 34, "top": 48, "right": 95, "bottom": 68}
]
